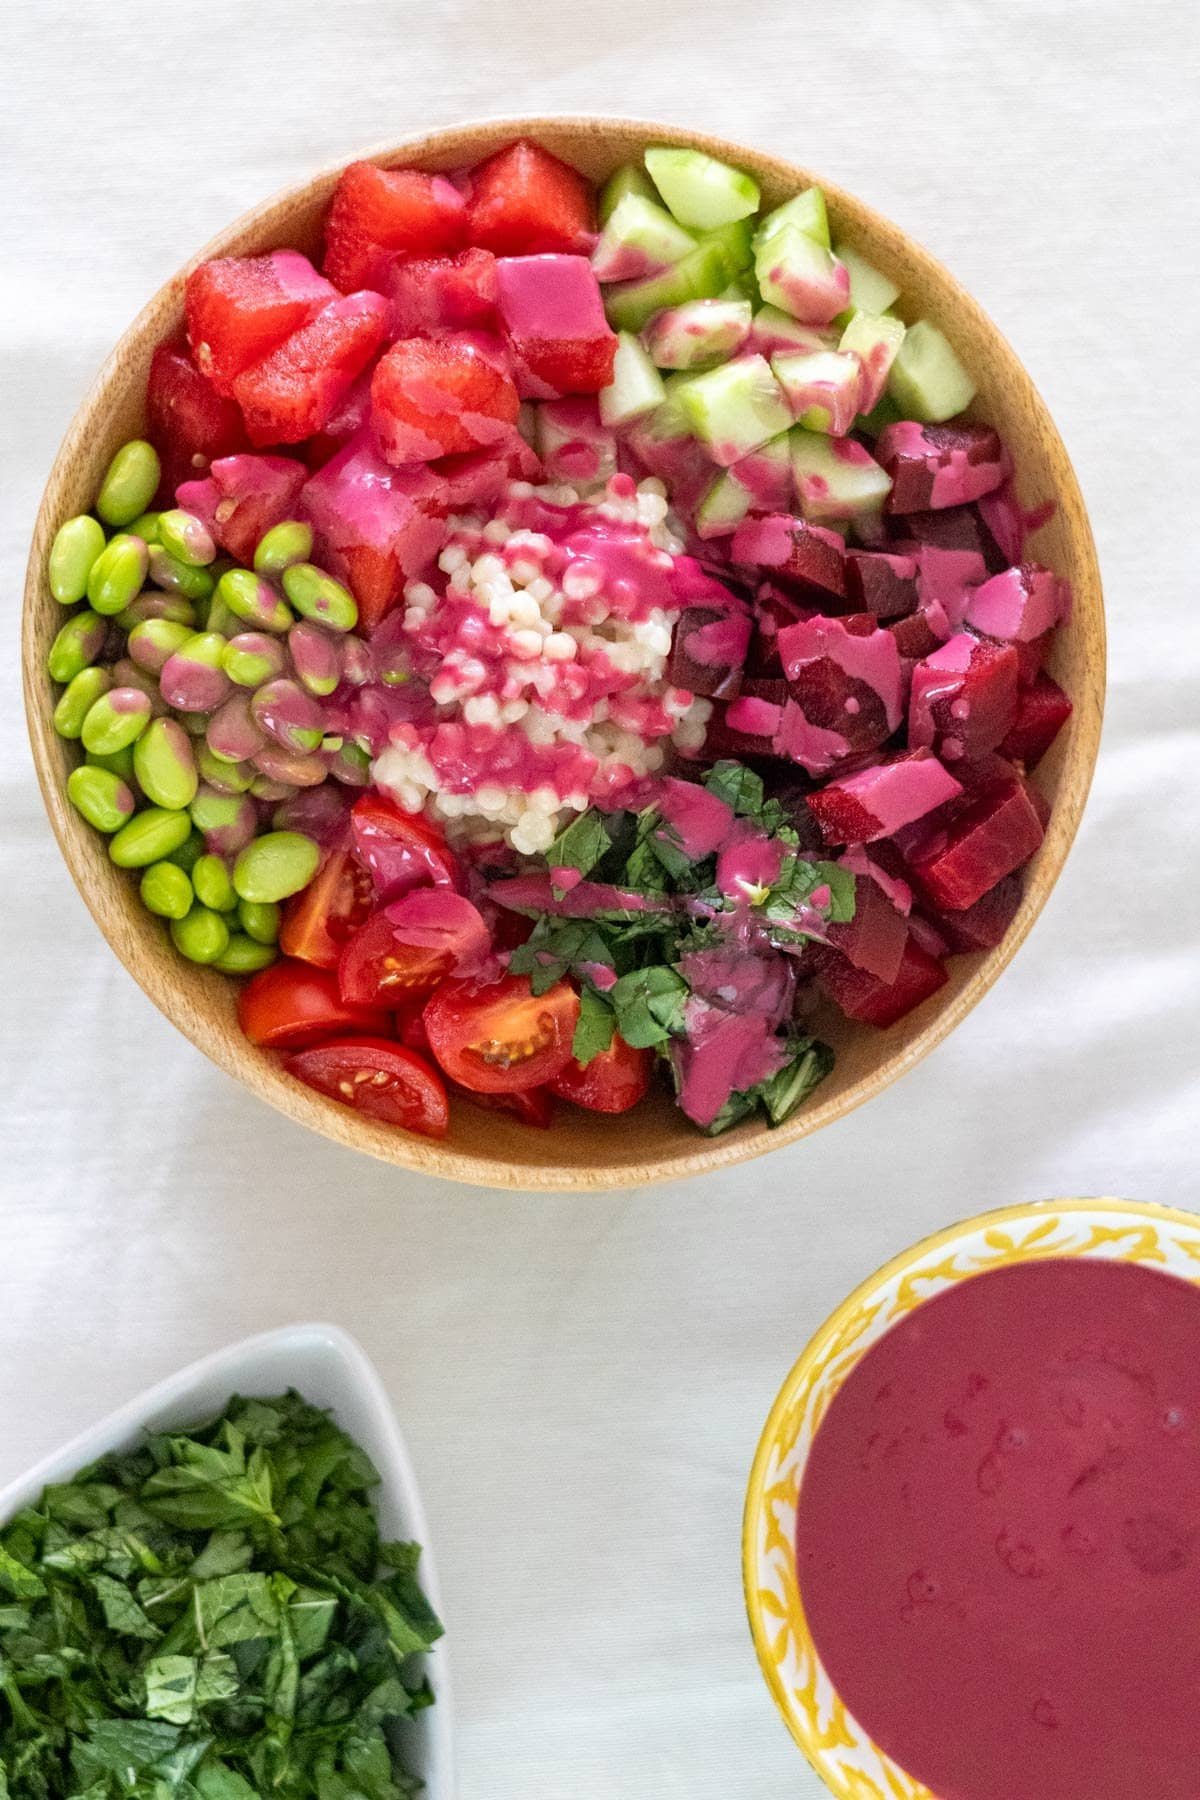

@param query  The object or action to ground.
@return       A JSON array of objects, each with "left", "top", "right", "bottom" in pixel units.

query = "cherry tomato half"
[
  {"left": 339, "top": 911, "right": 455, "bottom": 1007},
  {"left": 237, "top": 959, "right": 393, "bottom": 1049},
  {"left": 549, "top": 1032, "right": 653, "bottom": 1114},
  {"left": 453, "top": 1083, "right": 555, "bottom": 1127},
  {"left": 279, "top": 835, "right": 375, "bottom": 970},
  {"left": 284, "top": 1036, "right": 449, "bottom": 1138},
  {"left": 350, "top": 792, "right": 461, "bottom": 897},
  {"left": 422, "top": 973, "right": 580, "bottom": 1094}
]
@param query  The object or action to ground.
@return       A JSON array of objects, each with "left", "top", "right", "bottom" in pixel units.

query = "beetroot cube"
[
  {"left": 887, "top": 609, "right": 944, "bottom": 662},
  {"left": 370, "top": 332, "right": 520, "bottom": 464},
  {"left": 905, "top": 773, "right": 1044, "bottom": 910},
  {"left": 731, "top": 514, "right": 847, "bottom": 601},
  {"left": 778, "top": 614, "right": 903, "bottom": 758},
  {"left": 845, "top": 550, "right": 918, "bottom": 620},
  {"left": 890, "top": 501, "right": 1008, "bottom": 573},
  {"left": 931, "top": 871, "right": 1024, "bottom": 953},
  {"left": 176, "top": 452, "right": 307, "bottom": 566},
  {"left": 185, "top": 251, "right": 336, "bottom": 396},
  {"left": 667, "top": 593, "right": 752, "bottom": 698},
  {"left": 999, "top": 671, "right": 1073, "bottom": 768},
  {"left": 299, "top": 431, "right": 446, "bottom": 634},
  {"left": 146, "top": 341, "right": 248, "bottom": 497},
  {"left": 495, "top": 255, "right": 617, "bottom": 397},
  {"left": 465, "top": 139, "right": 595, "bottom": 256},
  {"left": 818, "top": 933, "right": 948, "bottom": 1028},
  {"left": 232, "top": 291, "right": 389, "bottom": 446},
  {"left": 388, "top": 247, "right": 500, "bottom": 336},
  {"left": 964, "top": 563, "right": 1069, "bottom": 642},
  {"left": 976, "top": 480, "right": 1027, "bottom": 566},
  {"left": 914, "top": 544, "right": 987, "bottom": 639},
  {"left": 807, "top": 750, "right": 963, "bottom": 844},
  {"left": 1014, "top": 631, "right": 1051, "bottom": 685},
  {"left": 826, "top": 869, "right": 910, "bottom": 985},
  {"left": 323, "top": 162, "right": 466, "bottom": 292},
  {"left": 876, "top": 421, "right": 1010, "bottom": 513},
  {"left": 908, "top": 632, "right": 1019, "bottom": 763}
]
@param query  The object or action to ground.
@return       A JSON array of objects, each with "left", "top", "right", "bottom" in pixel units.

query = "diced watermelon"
[
  {"left": 370, "top": 332, "right": 520, "bottom": 464},
  {"left": 322, "top": 161, "right": 466, "bottom": 291},
  {"left": 818, "top": 933, "right": 948, "bottom": 1027},
  {"left": 388, "top": 247, "right": 499, "bottom": 336},
  {"left": 495, "top": 255, "right": 617, "bottom": 397},
  {"left": 808, "top": 749, "right": 963, "bottom": 844},
  {"left": 232, "top": 291, "right": 389, "bottom": 446},
  {"left": 146, "top": 341, "right": 248, "bottom": 496},
  {"left": 731, "top": 513, "right": 847, "bottom": 602},
  {"left": 303, "top": 369, "right": 374, "bottom": 469},
  {"left": 845, "top": 549, "right": 918, "bottom": 620},
  {"left": 299, "top": 431, "right": 446, "bottom": 633},
  {"left": 431, "top": 431, "right": 543, "bottom": 510},
  {"left": 908, "top": 632, "right": 1019, "bottom": 762},
  {"left": 176, "top": 452, "right": 307, "bottom": 565},
  {"left": 876, "top": 421, "right": 1010, "bottom": 513},
  {"left": 185, "top": 251, "right": 336, "bottom": 395},
  {"left": 999, "top": 671, "right": 1073, "bottom": 768},
  {"left": 904, "top": 772, "right": 1045, "bottom": 910},
  {"left": 930, "top": 871, "right": 1023, "bottom": 952},
  {"left": 465, "top": 139, "right": 594, "bottom": 256}
]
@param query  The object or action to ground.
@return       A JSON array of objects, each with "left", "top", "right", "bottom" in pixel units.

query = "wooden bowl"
[{"left": 22, "top": 116, "right": 1104, "bottom": 1191}]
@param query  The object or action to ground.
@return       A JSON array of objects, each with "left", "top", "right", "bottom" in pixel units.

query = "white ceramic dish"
[{"left": 0, "top": 1322, "right": 454, "bottom": 1798}]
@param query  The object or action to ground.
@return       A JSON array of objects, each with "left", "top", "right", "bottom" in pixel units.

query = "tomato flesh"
[
  {"left": 339, "top": 911, "right": 454, "bottom": 1007},
  {"left": 279, "top": 837, "right": 375, "bottom": 969},
  {"left": 423, "top": 973, "right": 579, "bottom": 1094},
  {"left": 285, "top": 1036, "right": 449, "bottom": 1137},
  {"left": 238, "top": 960, "right": 392, "bottom": 1049},
  {"left": 350, "top": 792, "right": 461, "bottom": 897},
  {"left": 550, "top": 1032, "right": 654, "bottom": 1114},
  {"left": 455, "top": 1084, "right": 555, "bottom": 1127}
]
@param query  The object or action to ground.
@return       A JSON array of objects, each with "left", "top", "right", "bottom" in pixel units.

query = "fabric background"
[{"left": 2, "top": 2, "right": 1197, "bottom": 1794}]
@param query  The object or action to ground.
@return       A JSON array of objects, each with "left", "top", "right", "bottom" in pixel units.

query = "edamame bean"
[
  {"left": 281, "top": 563, "right": 357, "bottom": 632},
  {"left": 238, "top": 898, "right": 281, "bottom": 945},
  {"left": 127, "top": 618, "right": 193, "bottom": 675},
  {"left": 80, "top": 687, "right": 153, "bottom": 757},
  {"left": 95, "top": 439, "right": 161, "bottom": 528},
  {"left": 250, "top": 677, "right": 325, "bottom": 754},
  {"left": 252, "top": 744, "right": 327, "bottom": 787},
  {"left": 148, "top": 545, "right": 215, "bottom": 603},
  {"left": 53, "top": 666, "right": 111, "bottom": 739},
  {"left": 216, "top": 568, "right": 293, "bottom": 634},
  {"left": 66, "top": 764, "right": 136, "bottom": 833},
  {"left": 288, "top": 620, "right": 342, "bottom": 697},
  {"left": 127, "top": 511, "right": 162, "bottom": 544},
  {"left": 254, "top": 520, "right": 314, "bottom": 578},
  {"left": 140, "top": 860, "right": 193, "bottom": 920},
  {"left": 167, "top": 830, "right": 205, "bottom": 873},
  {"left": 196, "top": 743, "right": 256, "bottom": 793},
  {"left": 204, "top": 595, "right": 241, "bottom": 639},
  {"left": 86, "top": 743, "right": 137, "bottom": 782},
  {"left": 221, "top": 631, "right": 287, "bottom": 689},
  {"left": 212, "top": 933, "right": 278, "bottom": 974},
  {"left": 170, "top": 904, "right": 230, "bottom": 964},
  {"left": 157, "top": 508, "right": 216, "bottom": 567},
  {"left": 233, "top": 830, "right": 320, "bottom": 904},
  {"left": 193, "top": 853, "right": 238, "bottom": 912},
  {"left": 109, "top": 659, "right": 167, "bottom": 716},
  {"left": 189, "top": 788, "right": 258, "bottom": 857},
  {"left": 326, "top": 739, "right": 371, "bottom": 786},
  {"left": 114, "top": 590, "right": 195, "bottom": 631},
  {"left": 159, "top": 632, "right": 231, "bottom": 713},
  {"left": 133, "top": 718, "right": 199, "bottom": 811},
  {"left": 49, "top": 515, "right": 106, "bottom": 604},
  {"left": 87, "top": 533, "right": 150, "bottom": 616},
  {"left": 47, "top": 609, "right": 108, "bottom": 683},
  {"left": 249, "top": 774, "right": 295, "bottom": 802},
  {"left": 206, "top": 692, "right": 264, "bottom": 764},
  {"left": 109, "top": 807, "right": 193, "bottom": 868},
  {"left": 178, "top": 710, "right": 211, "bottom": 737}
]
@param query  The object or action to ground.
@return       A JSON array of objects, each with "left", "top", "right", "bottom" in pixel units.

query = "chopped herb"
[
  {"left": 571, "top": 987, "right": 617, "bottom": 1065},
  {"left": 610, "top": 965, "right": 689, "bottom": 1048},
  {"left": 547, "top": 810, "right": 612, "bottom": 880},
  {"left": 702, "top": 1036, "right": 834, "bottom": 1135},
  {"left": 703, "top": 760, "right": 786, "bottom": 834}
]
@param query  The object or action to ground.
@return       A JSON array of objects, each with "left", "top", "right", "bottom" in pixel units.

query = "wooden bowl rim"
[{"left": 22, "top": 114, "right": 1105, "bottom": 1191}]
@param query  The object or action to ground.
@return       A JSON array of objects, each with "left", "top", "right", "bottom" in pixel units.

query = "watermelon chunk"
[
  {"left": 299, "top": 431, "right": 446, "bottom": 633},
  {"left": 322, "top": 161, "right": 466, "bottom": 292},
  {"left": 176, "top": 452, "right": 307, "bottom": 566},
  {"left": 232, "top": 291, "right": 389, "bottom": 446},
  {"left": 146, "top": 341, "right": 248, "bottom": 497},
  {"left": 388, "top": 247, "right": 499, "bottom": 336},
  {"left": 495, "top": 255, "right": 617, "bottom": 397},
  {"left": 731, "top": 513, "right": 847, "bottom": 603},
  {"left": 908, "top": 632, "right": 1019, "bottom": 762},
  {"left": 876, "top": 421, "right": 1011, "bottom": 513},
  {"left": 370, "top": 332, "right": 520, "bottom": 464},
  {"left": 185, "top": 251, "right": 336, "bottom": 396},
  {"left": 904, "top": 772, "right": 1045, "bottom": 910},
  {"left": 431, "top": 431, "right": 543, "bottom": 511},
  {"left": 807, "top": 749, "right": 964, "bottom": 844},
  {"left": 818, "top": 933, "right": 948, "bottom": 1027},
  {"left": 465, "top": 139, "right": 594, "bottom": 256},
  {"left": 999, "top": 671, "right": 1073, "bottom": 768}
]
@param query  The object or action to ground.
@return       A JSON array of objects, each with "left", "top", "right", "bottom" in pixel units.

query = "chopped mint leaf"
[
  {"left": 610, "top": 964, "right": 689, "bottom": 1048},
  {"left": 572, "top": 987, "right": 616, "bottom": 1065},
  {"left": 703, "top": 759, "right": 786, "bottom": 833},
  {"left": 762, "top": 1038, "right": 835, "bottom": 1125},
  {"left": 548, "top": 809, "right": 612, "bottom": 878},
  {"left": 702, "top": 1089, "right": 760, "bottom": 1136}
]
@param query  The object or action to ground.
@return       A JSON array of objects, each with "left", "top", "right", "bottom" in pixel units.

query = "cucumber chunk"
[
  {"left": 644, "top": 146, "right": 761, "bottom": 231},
  {"left": 699, "top": 217, "right": 756, "bottom": 279},
  {"left": 750, "top": 306, "right": 838, "bottom": 357},
  {"left": 591, "top": 192, "right": 696, "bottom": 283},
  {"left": 676, "top": 355, "right": 793, "bottom": 467},
  {"left": 833, "top": 241, "right": 901, "bottom": 315},
  {"left": 771, "top": 350, "right": 862, "bottom": 435},
  {"left": 598, "top": 162, "right": 657, "bottom": 226},
  {"left": 839, "top": 310, "right": 907, "bottom": 414},
  {"left": 599, "top": 332, "right": 667, "bottom": 427},
  {"left": 604, "top": 240, "right": 729, "bottom": 334},
  {"left": 755, "top": 226, "right": 850, "bottom": 326},
  {"left": 887, "top": 319, "right": 976, "bottom": 422},
  {"left": 643, "top": 298, "right": 753, "bottom": 371},
  {"left": 756, "top": 186, "right": 830, "bottom": 250},
  {"left": 790, "top": 427, "right": 892, "bottom": 521},
  {"left": 694, "top": 432, "right": 792, "bottom": 538}
]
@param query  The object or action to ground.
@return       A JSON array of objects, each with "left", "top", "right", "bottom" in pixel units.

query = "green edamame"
[
  {"left": 237, "top": 898, "right": 281, "bottom": 945},
  {"left": 196, "top": 743, "right": 256, "bottom": 793},
  {"left": 133, "top": 718, "right": 199, "bottom": 811},
  {"left": 157, "top": 509, "right": 216, "bottom": 567},
  {"left": 148, "top": 545, "right": 215, "bottom": 604},
  {"left": 95, "top": 439, "right": 161, "bottom": 529},
  {"left": 166, "top": 830, "right": 206, "bottom": 874},
  {"left": 192, "top": 853, "right": 237, "bottom": 913},
  {"left": 66, "top": 765, "right": 136, "bottom": 834},
  {"left": 53, "top": 666, "right": 111, "bottom": 739},
  {"left": 109, "top": 807, "right": 193, "bottom": 868},
  {"left": 127, "top": 511, "right": 162, "bottom": 544},
  {"left": 49, "top": 515, "right": 106, "bottom": 605},
  {"left": 139, "top": 860, "right": 194, "bottom": 920},
  {"left": 221, "top": 632, "right": 287, "bottom": 689},
  {"left": 216, "top": 568, "right": 294, "bottom": 634},
  {"left": 281, "top": 563, "right": 358, "bottom": 632},
  {"left": 87, "top": 534, "right": 150, "bottom": 616},
  {"left": 80, "top": 687, "right": 152, "bottom": 757},
  {"left": 127, "top": 618, "right": 192, "bottom": 676},
  {"left": 232, "top": 831, "right": 320, "bottom": 904},
  {"left": 86, "top": 743, "right": 137, "bottom": 782},
  {"left": 254, "top": 520, "right": 314, "bottom": 579},
  {"left": 170, "top": 905, "right": 231, "bottom": 964},
  {"left": 47, "top": 609, "right": 107, "bottom": 683},
  {"left": 114, "top": 590, "right": 195, "bottom": 631},
  {"left": 212, "top": 933, "right": 278, "bottom": 975}
]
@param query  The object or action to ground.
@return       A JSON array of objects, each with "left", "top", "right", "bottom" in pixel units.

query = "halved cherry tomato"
[
  {"left": 284, "top": 1036, "right": 449, "bottom": 1138},
  {"left": 422, "top": 973, "right": 580, "bottom": 1094},
  {"left": 453, "top": 1084, "right": 555, "bottom": 1127},
  {"left": 549, "top": 1032, "right": 653, "bottom": 1114},
  {"left": 339, "top": 911, "right": 455, "bottom": 1007},
  {"left": 395, "top": 1002, "right": 431, "bottom": 1054},
  {"left": 238, "top": 960, "right": 392, "bottom": 1049},
  {"left": 279, "top": 835, "right": 374, "bottom": 969},
  {"left": 351, "top": 792, "right": 461, "bottom": 897}
]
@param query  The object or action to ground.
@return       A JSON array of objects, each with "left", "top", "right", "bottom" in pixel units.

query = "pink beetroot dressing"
[{"left": 794, "top": 1257, "right": 1200, "bottom": 1800}]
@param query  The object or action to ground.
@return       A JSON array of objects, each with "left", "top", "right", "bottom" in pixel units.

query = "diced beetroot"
[
  {"left": 999, "top": 671, "right": 1073, "bottom": 768},
  {"left": 908, "top": 632, "right": 1019, "bottom": 763},
  {"left": 731, "top": 514, "right": 847, "bottom": 602},
  {"left": 176, "top": 452, "right": 307, "bottom": 565},
  {"left": 430, "top": 431, "right": 543, "bottom": 511},
  {"left": 536, "top": 397, "right": 618, "bottom": 486},
  {"left": 886, "top": 608, "right": 943, "bottom": 663},
  {"left": 322, "top": 161, "right": 466, "bottom": 292},
  {"left": 808, "top": 749, "right": 963, "bottom": 844},
  {"left": 913, "top": 544, "right": 987, "bottom": 639},
  {"left": 146, "top": 341, "right": 248, "bottom": 495},
  {"left": 845, "top": 550, "right": 918, "bottom": 620},
  {"left": 1014, "top": 632, "right": 1051, "bottom": 685},
  {"left": 818, "top": 934, "right": 948, "bottom": 1028},
  {"left": 299, "top": 431, "right": 446, "bottom": 633},
  {"left": 465, "top": 139, "right": 594, "bottom": 256},
  {"left": 964, "top": 563, "right": 1069, "bottom": 642},
  {"left": 778, "top": 614, "right": 903, "bottom": 760},
  {"left": 495, "top": 255, "right": 617, "bottom": 397},
  {"left": 370, "top": 332, "right": 520, "bottom": 464},
  {"left": 827, "top": 869, "right": 910, "bottom": 985},
  {"left": 185, "top": 251, "right": 336, "bottom": 396},
  {"left": 889, "top": 502, "right": 1008, "bottom": 573},
  {"left": 388, "top": 247, "right": 499, "bottom": 336},
  {"left": 877, "top": 421, "right": 1010, "bottom": 513},
  {"left": 904, "top": 773, "right": 1044, "bottom": 910},
  {"left": 977, "top": 479, "right": 1027, "bottom": 565},
  {"left": 931, "top": 871, "right": 1024, "bottom": 952},
  {"left": 666, "top": 592, "right": 752, "bottom": 698},
  {"left": 232, "top": 291, "right": 389, "bottom": 447}
]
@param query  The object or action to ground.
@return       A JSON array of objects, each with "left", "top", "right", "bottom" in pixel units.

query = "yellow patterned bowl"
[{"left": 742, "top": 1197, "right": 1200, "bottom": 1797}]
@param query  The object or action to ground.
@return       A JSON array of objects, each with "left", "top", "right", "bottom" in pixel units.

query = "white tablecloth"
[{"left": 2, "top": 2, "right": 1198, "bottom": 1793}]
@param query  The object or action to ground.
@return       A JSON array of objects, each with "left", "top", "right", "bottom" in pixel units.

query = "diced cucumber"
[
  {"left": 598, "top": 162, "right": 657, "bottom": 226},
  {"left": 833, "top": 242, "right": 901, "bottom": 316},
  {"left": 790, "top": 427, "right": 892, "bottom": 521},
  {"left": 591, "top": 193, "right": 697, "bottom": 283},
  {"left": 856, "top": 390, "right": 904, "bottom": 438},
  {"left": 771, "top": 350, "right": 862, "bottom": 435},
  {"left": 643, "top": 298, "right": 753, "bottom": 370},
  {"left": 603, "top": 240, "right": 729, "bottom": 334},
  {"left": 750, "top": 306, "right": 838, "bottom": 357},
  {"left": 643, "top": 371, "right": 694, "bottom": 442},
  {"left": 676, "top": 355, "right": 793, "bottom": 467},
  {"left": 599, "top": 332, "right": 667, "bottom": 427},
  {"left": 644, "top": 146, "right": 761, "bottom": 231},
  {"left": 699, "top": 217, "right": 755, "bottom": 279},
  {"left": 887, "top": 319, "right": 976, "bottom": 422},
  {"left": 694, "top": 432, "right": 792, "bottom": 538},
  {"left": 535, "top": 399, "right": 618, "bottom": 486},
  {"left": 839, "top": 310, "right": 907, "bottom": 413},
  {"left": 756, "top": 185, "right": 830, "bottom": 250},
  {"left": 755, "top": 226, "right": 850, "bottom": 326}
]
